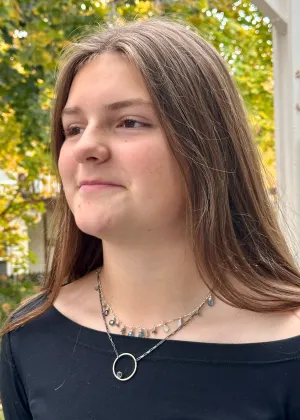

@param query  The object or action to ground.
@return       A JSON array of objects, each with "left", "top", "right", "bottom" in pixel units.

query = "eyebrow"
[{"left": 61, "top": 98, "right": 153, "bottom": 117}]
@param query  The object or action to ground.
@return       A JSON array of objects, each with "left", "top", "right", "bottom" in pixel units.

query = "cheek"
[
  {"left": 58, "top": 147, "right": 77, "bottom": 208},
  {"left": 129, "top": 144, "right": 185, "bottom": 208},
  {"left": 58, "top": 146, "right": 75, "bottom": 182},
  {"left": 127, "top": 144, "right": 166, "bottom": 185}
]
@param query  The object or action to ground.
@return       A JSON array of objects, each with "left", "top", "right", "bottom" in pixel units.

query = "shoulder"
[
  {"left": 2, "top": 292, "right": 65, "bottom": 354},
  {"left": 1, "top": 298, "right": 82, "bottom": 373},
  {"left": 4, "top": 295, "right": 54, "bottom": 345},
  {"left": 53, "top": 269, "right": 101, "bottom": 330},
  {"left": 54, "top": 269, "right": 97, "bottom": 306},
  {"left": 0, "top": 295, "right": 53, "bottom": 386},
  {"left": 282, "top": 307, "right": 300, "bottom": 339},
  {"left": 9, "top": 293, "right": 48, "bottom": 323},
  {"left": 248, "top": 308, "right": 300, "bottom": 343}
]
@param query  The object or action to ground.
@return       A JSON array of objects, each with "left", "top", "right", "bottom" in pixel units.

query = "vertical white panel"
[
  {"left": 253, "top": 0, "right": 300, "bottom": 262},
  {"left": 273, "top": 0, "right": 300, "bottom": 261}
]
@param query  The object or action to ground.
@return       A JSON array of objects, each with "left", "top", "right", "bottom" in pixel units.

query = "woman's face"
[{"left": 58, "top": 52, "right": 186, "bottom": 241}]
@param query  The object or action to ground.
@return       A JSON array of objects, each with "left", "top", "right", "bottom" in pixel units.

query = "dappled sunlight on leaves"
[{"left": 0, "top": 272, "right": 42, "bottom": 324}]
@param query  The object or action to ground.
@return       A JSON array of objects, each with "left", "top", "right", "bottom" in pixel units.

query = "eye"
[
  {"left": 63, "top": 126, "right": 84, "bottom": 138},
  {"left": 118, "top": 119, "right": 151, "bottom": 128}
]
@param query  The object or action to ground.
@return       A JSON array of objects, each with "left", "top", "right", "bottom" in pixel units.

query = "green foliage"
[
  {"left": 0, "top": 0, "right": 275, "bottom": 269},
  {"left": 0, "top": 272, "right": 42, "bottom": 324}
]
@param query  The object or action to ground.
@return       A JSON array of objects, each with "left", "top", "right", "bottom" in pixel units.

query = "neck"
[{"left": 98, "top": 239, "right": 210, "bottom": 328}]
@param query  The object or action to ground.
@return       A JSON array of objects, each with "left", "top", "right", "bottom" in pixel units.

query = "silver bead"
[
  {"left": 163, "top": 324, "right": 170, "bottom": 333},
  {"left": 208, "top": 295, "right": 214, "bottom": 307}
]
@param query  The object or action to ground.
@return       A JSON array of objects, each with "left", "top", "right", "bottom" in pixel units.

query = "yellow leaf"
[{"left": 2, "top": 303, "right": 12, "bottom": 313}]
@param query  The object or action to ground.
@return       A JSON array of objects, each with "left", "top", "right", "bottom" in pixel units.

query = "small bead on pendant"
[
  {"left": 151, "top": 327, "right": 157, "bottom": 335},
  {"left": 178, "top": 318, "right": 183, "bottom": 328},
  {"left": 128, "top": 330, "right": 135, "bottom": 337},
  {"left": 138, "top": 329, "right": 145, "bottom": 338},
  {"left": 163, "top": 324, "right": 170, "bottom": 333},
  {"left": 121, "top": 327, "right": 126, "bottom": 335},
  {"left": 109, "top": 318, "right": 116, "bottom": 326},
  {"left": 208, "top": 295, "right": 214, "bottom": 307}
]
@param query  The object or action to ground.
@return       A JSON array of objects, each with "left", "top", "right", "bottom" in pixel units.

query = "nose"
[{"left": 72, "top": 126, "right": 110, "bottom": 164}]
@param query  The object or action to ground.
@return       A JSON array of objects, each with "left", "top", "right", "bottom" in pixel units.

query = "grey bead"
[{"left": 208, "top": 296, "right": 214, "bottom": 306}]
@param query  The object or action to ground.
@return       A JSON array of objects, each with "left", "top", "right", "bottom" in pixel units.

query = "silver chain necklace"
[{"left": 96, "top": 268, "right": 214, "bottom": 382}]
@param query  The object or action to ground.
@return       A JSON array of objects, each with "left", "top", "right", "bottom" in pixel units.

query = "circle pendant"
[{"left": 112, "top": 353, "right": 137, "bottom": 381}]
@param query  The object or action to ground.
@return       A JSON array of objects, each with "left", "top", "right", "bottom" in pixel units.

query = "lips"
[
  {"left": 79, "top": 180, "right": 120, "bottom": 187},
  {"left": 80, "top": 184, "right": 118, "bottom": 192}
]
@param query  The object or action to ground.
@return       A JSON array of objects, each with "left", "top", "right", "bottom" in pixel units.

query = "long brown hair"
[{"left": 2, "top": 17, "right": 300, "bottom": 336}]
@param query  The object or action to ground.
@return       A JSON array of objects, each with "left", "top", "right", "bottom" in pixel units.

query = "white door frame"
[{"left": 252, "top": 0, "right": 300, "bottom": 261}]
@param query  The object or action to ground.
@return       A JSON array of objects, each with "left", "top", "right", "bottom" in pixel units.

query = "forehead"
[{"left": 65, "top": 52, "right": 151, "bottom": 108}]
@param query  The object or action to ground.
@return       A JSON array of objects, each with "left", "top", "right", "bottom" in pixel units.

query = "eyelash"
[{"left": 63, "top": 118, "right": 151, "bottom": 138}]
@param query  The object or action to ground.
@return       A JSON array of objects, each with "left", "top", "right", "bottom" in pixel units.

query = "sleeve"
[{"left": 0, "top": 332, "right": 32, "bottom": 420}]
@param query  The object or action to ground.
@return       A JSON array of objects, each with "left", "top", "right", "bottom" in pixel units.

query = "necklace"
[
  {"left": 99, "top": 290, "right": 214, "bottom": 338},
  {"left": 95, "top": 267, "right": 214, "bottom": 382}
]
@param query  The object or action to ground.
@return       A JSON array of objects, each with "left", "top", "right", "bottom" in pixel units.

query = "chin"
[{"left": 74, "top": 212, "right": 116, "bottom": 237}]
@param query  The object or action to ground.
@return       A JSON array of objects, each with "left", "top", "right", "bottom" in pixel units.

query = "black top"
[{"left": 1, "top": 301, "right": 300, "bottom": 420}]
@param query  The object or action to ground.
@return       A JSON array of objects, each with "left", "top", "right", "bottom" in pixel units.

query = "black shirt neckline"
[{"left": 45, "top": 305, "right": 300, "bottom": 364}]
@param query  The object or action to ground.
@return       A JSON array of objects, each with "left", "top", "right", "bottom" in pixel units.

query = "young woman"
[{"left": 1, "top": 18, "right": 300, "bottom": 420}]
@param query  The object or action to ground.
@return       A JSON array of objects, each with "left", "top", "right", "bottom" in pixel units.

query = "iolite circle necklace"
[{"left": 95, "top": 267, "right": 214, "bottom": 381}]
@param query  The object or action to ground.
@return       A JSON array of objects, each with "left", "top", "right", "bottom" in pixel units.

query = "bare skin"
[
  {"left": 55, "top": 52, "right": 300, "bottom": 345},
  {"left": 53, "top": 268, "right": 300, "bottom": 344}
]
